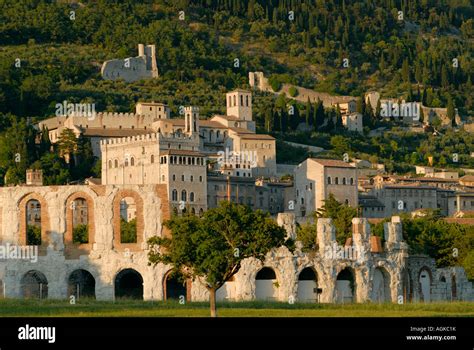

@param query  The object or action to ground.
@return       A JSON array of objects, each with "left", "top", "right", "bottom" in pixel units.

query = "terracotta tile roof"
[
  {"left": 460, "top": 175, "right": 474, "bottom": 182},
  {"left": 238, "top": 133, "right": 275, "bottom": 140},
  {"left": 310, "top": 158, "right": 355, "bottom": 168},
  {"left": 82, "top": 128, "right": 150, "bottom": 137}
]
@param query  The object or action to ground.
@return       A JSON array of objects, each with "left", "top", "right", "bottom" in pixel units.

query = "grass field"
[{"left": 0, "top": 299, "right": 473, "bottom": 317}]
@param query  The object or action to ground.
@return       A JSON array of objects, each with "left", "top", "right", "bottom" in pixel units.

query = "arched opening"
[
  {"left": 120, "top": 197, "right": 137, "bottom": 243},
  {"left": 255, "top": 267, "right": 277, "bottom": 301},
  {"left": 26, "top": 199, "right": 41, "bottom": 245},
  {"left": 401, "top": 268, "right": 412, "bottom": 303},
  {"left": 451, "top": 275, "right": 457, "bottom": 300},
  {"left": 297, "top": 267, "right": 318, "bottom": 303},
  {"left": 418, "top": 268, "right": 431, "bottom": 302},
  {"left": 68, "top": 269, "right": 95, "bottom": 299},
  {"left": 71, "top": 198, "right": 89, "bottom": 244},
  {"left": 20, "top": 270, "right": 48, "bottom": 299},
  {"left": 114, "top": 269, "right": 143, "bottom": 300},
  {"left": 372, "top": 267, "right": 391, "bottom": 303},
  {"left": 164, "top": 272, "right": 187, "bottom": 301},
  {"left": 336, "top": 268, "right": 355, "bottom": 303}
]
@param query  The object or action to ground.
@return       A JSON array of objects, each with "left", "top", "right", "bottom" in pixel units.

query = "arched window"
[
  {"left": 335, "top": 177, "right": 339, "bottom": 185},
  {"left": 228, "top": 96, "right": 231, "bottom": 107},
  {"left": 246, "top": 95, "right": 249, "bottom": 107},
  {"left": 327, "top": 177, "right": 331, "bottom": 185},
  {"left": 199, "top": 176, "right": 203, "bottom": 182},
  {"left": 172, "top": 190, "right": 178, "bottom": 201},
  {"left": 172, "top": 174, "right": 176, "bottom": 181},
  {"left": 124, "top": 158, "right": 129, "bottom": 167},
  {"left": 161, "top": 175, "right": 165, "bottom": 182},
  {"left": 343, "top": 178, "right": 346, "bottom": 185},
  {"left": 119, "top": 197, "right": 137, "bottom": 243},
  {"left": 150, "top": 155, "right": 154, "bottom": 164},
  {"left": 191, "top": 207, "right": 195, "bottom": 215},
  {"left": 71, "top": 198, "right": 89, "bottom": 244},
  {"left": 190, "top": 192, "right": 195, "bottom": 202},
  {"left": 108, "top": 160, "right": 112, "bottom": 169},
  {"left": 26, "top": 200, "right": 41, "bottom": 245},
  {"left": 114, "top": 159, "right": 118, "bottom": 168},
  {"left": 240, "top": 95, "right": 243, "bottom": 106},
  {"left": 181, "top": 174, "right": 185, "bottom": 181},
  {"left": 233, "top": 95, "right": 236, "bottom": 106},
  {"left": 350, "top": 178, "right": 354, "bottom": 185},
  {"left": 181, "top": 190, "right": 187, "bottom": 202},
  {"left": 130, "top": 157, "right": 135, "bottom": 166},
  {"left": 216, "top": 131, "right": 220, "bottom": 140}
]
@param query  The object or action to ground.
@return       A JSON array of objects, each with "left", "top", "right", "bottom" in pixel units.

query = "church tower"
[
  {"left": 226, "top": 89, "right": 252, "bottom": 121},
  {"left": 184, "top": 106, "right": 199, "bottom": 136}
]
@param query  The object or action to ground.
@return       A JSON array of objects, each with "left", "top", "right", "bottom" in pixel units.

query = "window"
[
  {"left": 172, "top": 174, "right": 176, "bottom": 181},
  {"left": 124, "top": 158, "right": 129, "bottom": 167},
  {"left": 119, "top": 197, "right": 137, "bottom": 243},
  {"left": 130, "top": 157, "right": 135, "bottom": 166},
  {"left": 26, "top": 199, "right": 41, "bottom": 245},
  {"left": 350, "top": 178, "right": 354, "bottom": 185},
  {"left": 335, "top": 177, "right": 339, "bottom": 185},
  {"left": 181, "top": 190, "right": 187, "bottom": 201},
  {"left": 172, "top": 190, "right": 178, "bottom": 201},
  {"left": 342, "top": 178, "right": 346, "bottom": 185},
  {"left": 301, "top": 198, "right": 304, "bottom": 205},
  {"left": 190, "top": 176, "right": 194, "bottom": 182},
  {"left": 151, "top": 155, "right": 154, "bottom": 163},
  {"left": 71, "top": 198, "right": 89, "bottom": 244},
  {"left": 309, "top": 183, "right": 313, "bottom": 190},
  {"left": 240, "top": 95, "right": 243, "bottom": 106},
  {"left": 190, "top": 192, "right": 195, "bottom": 202},
  {"left": 162, "top": 175, "right": 165, "bottom": 182},
  {"left": 199, "top": 176, "right": 203, "bottom": 182},
  {"left": 114, "top": 159, "right": 118, "bottom": 168},
  {"left": 246, "top": 95, "right": 249, "bottom": 107},
  {"left": 181, "top": 175, "right": 185, "bottom": 181},
  {"left": 327, "top": 177, "right": 331, "bottom": 185},
  {"left": 108, "top": 160, "right": 112, "bottom": 169}
]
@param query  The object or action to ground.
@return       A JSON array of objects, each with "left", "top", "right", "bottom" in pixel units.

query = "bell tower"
[{"left": 226, "top": 89, "right": 252, "bottom": 121}]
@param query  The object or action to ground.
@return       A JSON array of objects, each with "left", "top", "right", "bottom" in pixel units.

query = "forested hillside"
[{"left": 0, "top": 0, "right": 473, "bottom": 183}]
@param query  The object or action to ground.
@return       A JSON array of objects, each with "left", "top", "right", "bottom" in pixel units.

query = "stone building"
[
  {"left": 101, "top": 44, "right": 158, "bottom": 82},
  {"left": 294, "top": 158, "right": 358, "bottom": 218},
  {"left": 342, "top": 112, "right": 363, "bottom": 133},
  {"left": 1, "top": 186, "right": 472, "bottom": 303}
]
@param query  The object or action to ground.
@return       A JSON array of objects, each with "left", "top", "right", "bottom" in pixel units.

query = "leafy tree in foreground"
[{"left": 148, "top": 201, "right": 289, "bottom": 317}]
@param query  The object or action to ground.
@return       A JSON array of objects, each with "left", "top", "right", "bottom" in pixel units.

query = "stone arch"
[
  {"left": 65, "top": 192, "right": 96, "bottom": 259},
  {"left": 18, "top": 193, "right": 50, "bottom": 254},
  {"left": 372, "top": 267, "right": 391, "bottom": 303},
  {"left": 255, "top": 267, "right": 278, "bottom": 301},
  {"left": 112, "top": 190, "right": 144, "bottom": 252},
  {"left": 67, "top": 269, "right": 96, "bottom": 299},
  {"left": 20, "top": 270, "right": 48, "bottom": 299},
  {"left": 114, "top": 268, "right": 143, "bottom": 300},
  {"left": 418, "top": 267, "right": 432, "bottom": 302},
  {"left": 401, "top": 268, "right": 413, "bottom": 303},
  {"left": 163, "top": 270, "right": 191, "bottom": 301},
  {"left": 297, "top": 267, "right": 318, "bottom": 303},
  {"left": 336, "top": 267, "right": 356, "bottom": 303}
]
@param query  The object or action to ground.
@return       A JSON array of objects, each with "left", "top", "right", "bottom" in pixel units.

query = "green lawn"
[{"left": 0, "top": 299, "right": 473, "bottom": 317}]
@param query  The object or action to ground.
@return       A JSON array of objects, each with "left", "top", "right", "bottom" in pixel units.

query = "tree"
[
  {"left": 57, "top": 128, "right": 77, "bottom": 164},
  {"left": 148, "top": 202, "right": 289, "bottom": 317},
  {"left": 447, "top": 96, "right": 456, "bottom": 127},
  {"left": 402, "top": 58, "right": 410, "bottom": 83},
  {"left": 315, "top": 194, "right": 358, "bottom": 244}
]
